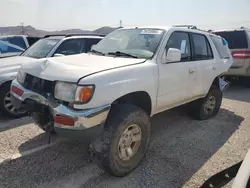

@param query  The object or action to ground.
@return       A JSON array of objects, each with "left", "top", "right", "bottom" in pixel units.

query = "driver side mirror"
[{"left": 163, "top": 48, "right": 181, "bottom": 64}]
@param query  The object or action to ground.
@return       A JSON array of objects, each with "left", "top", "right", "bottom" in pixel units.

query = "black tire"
[
  {"left": 188, "top": 86, "right": 222, "bottom": 120},
  {"left": 0, "top": 83, "right": 27, "bottom": 118},
  {"left": 90, "top": 104, "right": 151, "bottom": 177},
  {"left": 31, "top": 112, "right": 56, "bottom": 134}
]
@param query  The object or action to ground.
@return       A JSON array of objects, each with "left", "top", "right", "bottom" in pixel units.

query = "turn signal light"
[
  {"left": 54, "top": 115, "right": 75, "bottom": 126},
  {"left": 78, "top": 87, "right": 94, "bottom": 103}
]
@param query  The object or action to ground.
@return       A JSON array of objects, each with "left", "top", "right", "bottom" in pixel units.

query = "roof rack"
[
  {"left": 173, "top": 25, "right": 197, "bottom": 29},
  {"left": 44, "top": 33, "right": 105, "bottom": 38},
  {"left": 66, "top": 33, "right": 106, "bottom": 37},
  {"left": 44, "top": 34, "right": 66, "bottom": 38}
]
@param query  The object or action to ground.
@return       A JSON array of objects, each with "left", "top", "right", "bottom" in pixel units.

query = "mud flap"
[{"left": 219, "top": 77, "right": 229, "bottom": 91}]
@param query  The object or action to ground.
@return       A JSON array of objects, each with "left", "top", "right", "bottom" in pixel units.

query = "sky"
[{"left": 1, "top": 0, "right": 250, "bottom": 31}]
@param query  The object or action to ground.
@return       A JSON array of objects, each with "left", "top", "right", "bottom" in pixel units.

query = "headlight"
[
  {"left": 54, "top": 81, "right": 94, "bottom": 103},
  {"left": 16, "top": 70, "right": 26, "bottom": 84}
]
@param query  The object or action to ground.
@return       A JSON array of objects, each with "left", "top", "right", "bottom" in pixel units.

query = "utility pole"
[
  {"left": 119, "top": 20, "right": 123, "bottom": 28},
  {"left": 20, "top": 22, "right": 25, "bottom": 35}
]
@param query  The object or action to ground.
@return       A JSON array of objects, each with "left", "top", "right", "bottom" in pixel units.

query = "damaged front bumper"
[{"left": 10, "top": 79, "right": 111, "bottom": 139}]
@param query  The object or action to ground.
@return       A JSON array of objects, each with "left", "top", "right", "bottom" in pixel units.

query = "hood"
[
  {"left": 0, "top": 56, "right": 35, "bottom": 75},
  {"left": 0, "top": 52, "right": 22, "bottom": 58},
  {"left": 21, "top": 53, "right": 146, "bottom": 82}
]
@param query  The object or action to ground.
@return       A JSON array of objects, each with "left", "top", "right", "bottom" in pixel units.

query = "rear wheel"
[
  {"left": 188, "top": 86, "right": 222, "bottom": 120},
  {"left": 90, "top": 104, "right": 151, "bottom": 177},
  {"left": 0, "top": 83, "right": 27, "bottom": 118}
]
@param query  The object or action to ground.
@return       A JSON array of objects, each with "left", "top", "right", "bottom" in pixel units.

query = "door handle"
[
  {"left": 189, "top": 69, "right": 195, "bottom": 74},
  {"left": 213, "top": 66, "right": 216, "bottom": 70}
]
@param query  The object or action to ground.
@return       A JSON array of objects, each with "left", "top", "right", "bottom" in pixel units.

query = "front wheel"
[
  {"left": 90, "top": 104, "right": 151, "bottom": 177},
  {"left": 188, "top": 86, "right": 222, "bottom": 120},
  {"left": 0, "top": 83, "right": 27, "bottom": 118},
  {"left": 31, "top": 112, "right": 55, "bottom": 133}
]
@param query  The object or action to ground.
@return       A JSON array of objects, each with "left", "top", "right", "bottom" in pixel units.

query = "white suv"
[{"left": 10, "top": 26, "right": 233, "bottom": 176}]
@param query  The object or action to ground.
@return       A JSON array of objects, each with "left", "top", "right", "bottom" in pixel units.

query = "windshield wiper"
[
  {"left": 107, "top": 51, "right": 138, "bottom": 58},
  {"left": 90, "top": 49, "right": 105, "bottom": 56}
]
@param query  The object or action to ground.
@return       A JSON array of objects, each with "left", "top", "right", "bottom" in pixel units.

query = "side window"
[
  {"left": 210, "top": 35, "right": 230, "bottom": 59},
  {"left": 54, "top": 39, "right": 83, "bottom": 56},
  {"left": 192, "top": 33, "right": 213, "bottom": 60},
  {"left": 166, "top": 31, "right": 191, "bottom": 61},
  {"left": 84, "top": 38, "right": 102, "bottom": 53},
  {"left": 2, "top": 36, "right": 26, "bottom": 49}
]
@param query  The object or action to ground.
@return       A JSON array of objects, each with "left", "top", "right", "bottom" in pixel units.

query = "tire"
[
  {"left": 90, "top": 104, "right": 151, "bottom": 177},
  {"left": 0, "top": 82, "right": 27, "bottom": 118},
  {"left": 31, "top": 112, "right": 56, "bottom": 134},
  {"left": 188, "top": 86, "right": 222, "bottom": 120}
]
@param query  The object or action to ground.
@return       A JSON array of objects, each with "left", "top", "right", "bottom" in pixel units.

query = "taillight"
[
  {"left": 232, "top": 50, "right": 250, "bottom": 59},
  {"left": 11, "top": 86, "right": 24, "bottom": 96}
]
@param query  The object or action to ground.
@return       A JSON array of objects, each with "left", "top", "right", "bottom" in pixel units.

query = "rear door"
[
  {"left": 213, "top": 30, "right": 249, "bottom": 68},
  {"left": 190, "top": 33, "right": 215, "bottom": 96}
]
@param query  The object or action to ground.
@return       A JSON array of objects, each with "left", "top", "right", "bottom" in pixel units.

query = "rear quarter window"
[
  {"left": 210, "top": 35, "right": 230, "bottom": 59},
  {"left": 213, "top": 30, "right": 248, "bottom": 49}
]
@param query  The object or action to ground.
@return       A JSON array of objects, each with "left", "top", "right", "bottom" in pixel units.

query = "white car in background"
[{"left": 0, "top": 34, "right": 103, "bottom": 117}]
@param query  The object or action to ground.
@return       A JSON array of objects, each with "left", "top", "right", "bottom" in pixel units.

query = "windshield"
[
  {"left": 92, "top": 28, "right": 164, "bottom": 58},
  {"left": 22, "top": 38, "right": 60, "bottom": 58}
]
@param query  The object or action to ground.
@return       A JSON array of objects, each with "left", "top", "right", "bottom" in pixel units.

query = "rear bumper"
[
  {"left": 224, "top": 61, "right": 250, "bottom": 76},
  {"left": 10, "top": 79, "right": 111, "bottom": 139}
]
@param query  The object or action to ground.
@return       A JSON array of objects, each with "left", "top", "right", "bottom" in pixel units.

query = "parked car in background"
[
  {"left": 0, "top": 34, "right": 104, "bottom": 118},
  {"left": 213, "top": 28, "right": 250, "bottom": 86},
  {"left": 10, "top": 26, "right": 233, "bottom": 176},
  {"left": 0, "top": 35, "right": 40, "bottom": 57}
]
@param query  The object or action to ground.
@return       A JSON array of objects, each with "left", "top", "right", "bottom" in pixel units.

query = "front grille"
[{"left": 22, "top": 74, "right": 55, "bottom": 96}]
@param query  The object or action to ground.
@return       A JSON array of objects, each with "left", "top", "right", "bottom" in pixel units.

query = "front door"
[{"left": 156, "top": 31, "right": 197, "bottom": 113}]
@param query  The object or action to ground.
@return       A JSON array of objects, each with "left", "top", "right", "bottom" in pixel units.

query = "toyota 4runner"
[{"left": 10, "top": 26, "right": 233, "bottom": 176}]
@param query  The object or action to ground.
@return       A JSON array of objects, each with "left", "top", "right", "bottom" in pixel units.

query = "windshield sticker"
[
  {"left": 47, "top": 41, "right": 57, "bottom": 45},
  {"left": 140, "top": 29, "right": 163, "bottom": 35},
  {"left": 180, "top": 40, "right": 187, "bottom": 53}
]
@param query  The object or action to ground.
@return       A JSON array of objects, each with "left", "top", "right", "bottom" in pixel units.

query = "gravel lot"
[{"left": 0, "top": 84, "right": 250, "bottom": 188}]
